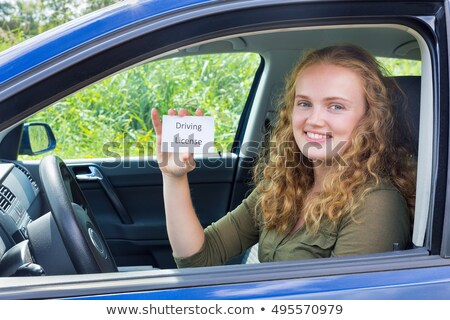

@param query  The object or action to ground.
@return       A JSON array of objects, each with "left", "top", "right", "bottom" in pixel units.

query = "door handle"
[
  {"left": 76, "top": 166, "right": 103, "bottom": 181},
  {"left": 73, "top": 165, "right": 133, "bottom": 224}
]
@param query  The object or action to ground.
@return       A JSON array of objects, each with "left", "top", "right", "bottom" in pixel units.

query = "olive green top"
[{"left": 174, "top": 185, "right": 411, "bottom": 268}]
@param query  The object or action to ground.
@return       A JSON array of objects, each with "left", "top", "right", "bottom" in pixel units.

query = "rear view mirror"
[{"left": 19, "top": 123, "right": 56, "bottom": 155}]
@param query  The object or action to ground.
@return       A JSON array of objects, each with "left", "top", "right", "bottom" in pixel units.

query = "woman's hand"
[
  {"left": 151, "top": 108, "right": 206, "bottom": 258},
  {"left": 151, "top": 107, "right": 203, "bottom": 178}
]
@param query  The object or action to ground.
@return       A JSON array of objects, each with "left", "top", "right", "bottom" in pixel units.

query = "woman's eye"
[
  {"left": 297, "top": 101, "right": 311, "bottom": 108},
  {"left": 330, "top": 104, "right": 344, "bottom": 110}
]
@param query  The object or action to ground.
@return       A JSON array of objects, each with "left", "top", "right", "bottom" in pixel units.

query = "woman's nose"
[{"left": 306, "top": 107, "right": 325, "bottom": 126}]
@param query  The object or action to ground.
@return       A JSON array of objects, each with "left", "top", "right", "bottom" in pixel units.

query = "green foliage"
[
  {"left": 22, "top": 53, "right": 261, "bottom": 160},
  {"left": 85, "top": 0, "right": 117, "bottom": 12},
  {"left": 377, "top": 57, "right": 421, "bottom": 76},
  {"left": 0, "top": 0, "right": 118, "bottom": 50}
]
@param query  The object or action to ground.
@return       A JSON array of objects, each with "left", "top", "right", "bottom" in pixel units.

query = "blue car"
[{"left": 0, "top": 0, "right": 449, "bottom": 299}]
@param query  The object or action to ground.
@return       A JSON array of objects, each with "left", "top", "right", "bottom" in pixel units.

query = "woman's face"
[{"left": 292, "top": 63, "right": 367, "bottom": 163}]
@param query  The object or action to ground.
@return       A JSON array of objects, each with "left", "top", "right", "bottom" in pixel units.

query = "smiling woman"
[
  {"left": 152, "top": 45, "right": 416, "bottom": 268},
  {"left": 1, "top": 0, "right": 449, "bottom": 301},
  {"left": 256, "top": 45, "right": 416, "bottom": 242}
]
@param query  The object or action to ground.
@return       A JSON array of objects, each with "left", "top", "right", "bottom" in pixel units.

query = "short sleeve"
[
  {"left": 331, "top": 187, "right": 411, "bottom": 257},
  {"left": 175, "top": 189, "right": 260, "bottom": 268}
]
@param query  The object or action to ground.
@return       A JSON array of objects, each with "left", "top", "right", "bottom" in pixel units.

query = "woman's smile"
[{"left": 304, "top": 131, "right": 332, "bottom": 143}]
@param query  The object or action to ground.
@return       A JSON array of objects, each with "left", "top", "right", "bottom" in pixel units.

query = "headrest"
[{"left": 392, "top": 76, "right": 421, "bottom": 148}]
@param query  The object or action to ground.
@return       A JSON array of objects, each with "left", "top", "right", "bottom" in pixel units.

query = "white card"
[{"left": 161, "top": 115, "right": 215, "bottom": 153}]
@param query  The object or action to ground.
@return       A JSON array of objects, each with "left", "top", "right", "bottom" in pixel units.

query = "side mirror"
[{"left": 19, "top": 123, "right": 56, "bottom": 155}]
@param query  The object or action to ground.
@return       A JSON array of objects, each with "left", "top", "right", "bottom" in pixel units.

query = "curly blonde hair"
[{"left": 253, "top": 45, "right": 417, "bottom": 234}]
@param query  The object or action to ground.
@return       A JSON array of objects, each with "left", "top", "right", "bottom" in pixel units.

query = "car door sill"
[{"left": 1, "top": 248, "right": 449, "bottom": 299}]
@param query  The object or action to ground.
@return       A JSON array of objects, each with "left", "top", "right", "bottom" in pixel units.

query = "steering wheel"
[{"left": 39, "top": 155, "right": 117, "bottom": 274}]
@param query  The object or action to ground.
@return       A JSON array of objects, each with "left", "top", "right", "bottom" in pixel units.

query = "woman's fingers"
[
  {"left": 181, "top": 153, "right": 196, "bottom": 170},
  {"left": 195, "top": 107, "right": 203, "bottom": 116},
  {"left": 154, "top": 107, "right": 200, "bottom": 121},
  {"left": 178, "top": 108, "right": 190, "bottom": 116},
  {"left": 152, "top": 107, "right": 203, "bottom": 159},
  {"left": 151, "top": 108, "right": 162, "bottom": 136}
]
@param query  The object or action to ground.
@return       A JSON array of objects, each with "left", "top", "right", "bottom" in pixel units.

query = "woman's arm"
[
  {"left": 151, "top": 108, "right": 205, "bottom": 258},
  {"left": 175, "top": 189, "right": 260, "bottom": 268}
]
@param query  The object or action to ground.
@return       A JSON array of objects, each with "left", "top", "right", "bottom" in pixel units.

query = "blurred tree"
[
  {"left": 85, "top": 0, "right": 117, "bottom": 12},
  {"left": 36, "top": 0, "right": 81, "bottom": 29},
  {"left": 1, "top": 1, "right": 39, "bottom": 35},
  {"left": 0, "top": 0, "right": 119, "bottom": 50}
]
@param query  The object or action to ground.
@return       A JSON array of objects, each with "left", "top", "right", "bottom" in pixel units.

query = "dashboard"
[{"left": 0, "top": 162, "right": 45, "bottom": 276}]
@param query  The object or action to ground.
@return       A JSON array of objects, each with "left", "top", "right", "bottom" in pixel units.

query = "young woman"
[{"left": 151, "top": 45, "right": 416, "bottom": 267}]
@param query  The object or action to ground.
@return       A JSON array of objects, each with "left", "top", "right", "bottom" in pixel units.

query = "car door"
[{"left": 2, "top": 0, "right": 450, "bottom": 300}]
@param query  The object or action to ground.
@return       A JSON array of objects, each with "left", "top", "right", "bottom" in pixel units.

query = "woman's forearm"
[{"left": 162, "top": 174, "right": 205, "bottom": 258}]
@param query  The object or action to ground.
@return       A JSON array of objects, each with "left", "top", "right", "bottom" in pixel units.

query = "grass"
[{"left": 21, "top": 53, "right": 261, "bottom": 160}]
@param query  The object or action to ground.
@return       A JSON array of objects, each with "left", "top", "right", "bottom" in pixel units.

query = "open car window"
[
  {"left": 18, "top": 25, "right": 430, "bottom": 261},
  {"left": 20, "top": 53, "right": 261, "bottom": 160}
]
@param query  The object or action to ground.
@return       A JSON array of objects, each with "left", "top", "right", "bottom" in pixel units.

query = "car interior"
[{"left": 0, "top": 23, "right": 432, "bottom": 276}]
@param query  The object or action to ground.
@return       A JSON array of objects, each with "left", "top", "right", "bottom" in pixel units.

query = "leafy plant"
[{"left": 22, "top": 53, "right": 261, "bottom": 160}]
